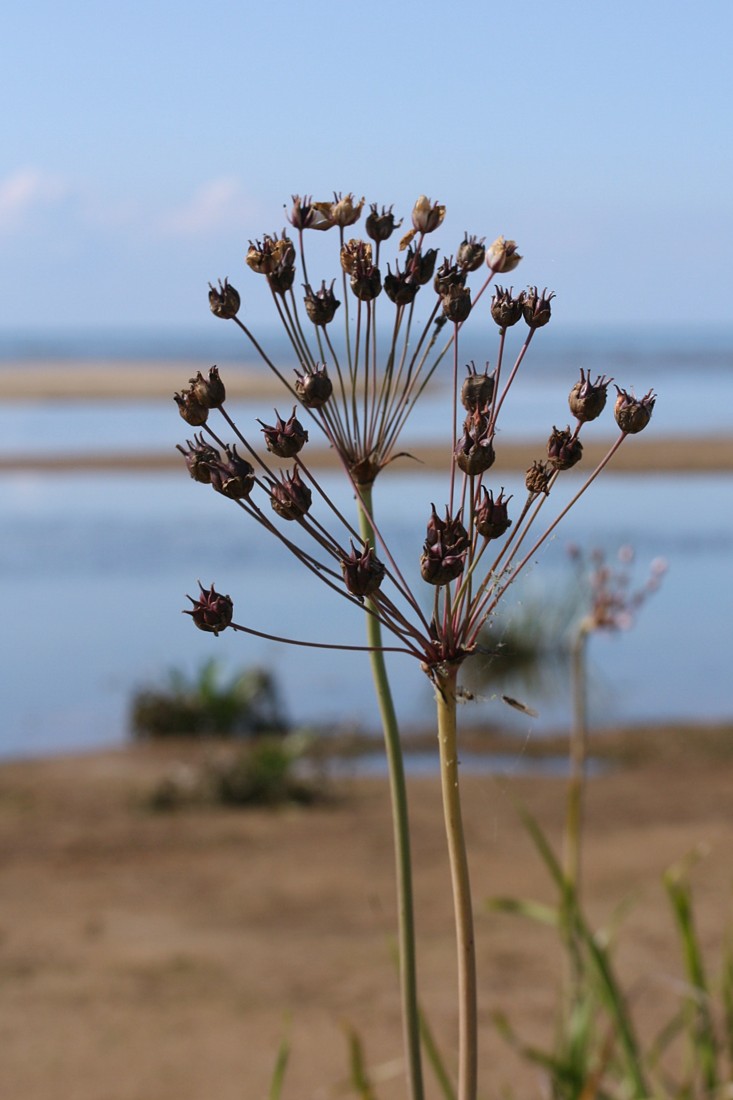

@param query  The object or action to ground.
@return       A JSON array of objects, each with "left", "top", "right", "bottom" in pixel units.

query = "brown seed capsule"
[
  {"left": 454, "top": 409, "right": 496, "bottom": 476},
  {"left": 384, "top": 262, "right": 420, "bottom": 306},
  {"left": 294, "top": 364, "right": 333, "bottom": 409},
  {"left": 412, "top": 195, "right": 446, "bottom": 234},
  {"left": 523, "top": 286, "right": 555, "bottom": 328},
  {"left": 490, "top": 286, "right": 525, "bottom": 328},
  {"left": 208, "top": 445, "right": 256, "bottom": 500},
  {"left": 433, "top": 257, "right": 466, "bottom": 296},
  {"left": 475, "top": 487, "right": 512, "bottom": 540},
  {"left": 208, "top": 278, "right": 241, "bottom": 319},
  {"left": 420, "top": 505, "right": 469, "bottom": 586},
  {"left": 246, "top": 235, "right": 282, "bottom": 275},
  {"left": 303, "top": 280, "right": 340, "bottom": 326},
  {"left": 614, "top": 387, "right": 656, "bottom": 434},
  {"left": 341, "top": 542, "right": 386, "bottom": 599},
  {"left": 285, "top": 195, "right": 330, "bottom": 231},
  {"left": 365, "top": 204, "right": 402, "bottom": 242},
  {"left": 486, "top": 237, "right": 522, "bottom": 274},
  {"left": 189, "top": 366, "right": 226, "bottom": 409},
  {"left": 569, "top": 369, "right": 610, "bottom": 423},
  {"left": 184, "top": 582, "right": 234, "bottom": 636},
  {"left": 340, "top": 239, "right": 372, "bottom": 275},
  {"left": 177, "top": 433, "right": 220, "bottom": 484},
  {"left": 405, "top": 245, "right": 438, "bottom": 286},
  {"left": 442, "top": 284, "right": 472, "bottom": 323},
  {"left": 457, "top": 234, "right": 486, "bottom": 272},
  {"left": 461, "top": 362, "right": 495, "bottom": 412},
  {"left": 268, "top": 468, "right": 312, "bottom": 520},
  {"left": 547, "top": 425, "right": 583, "bottom": 470},
  {"left": 327, "top": 192, "right": 364, "bottom": 227},
  {"left": 525, "top": 459, "right": 552, "bottom": 496},
  {"left": 259, "top": 409, "right": 309, "bottom": 459},
  {"left": 174, "top": 386, "right": 209, "bottom": 427}
]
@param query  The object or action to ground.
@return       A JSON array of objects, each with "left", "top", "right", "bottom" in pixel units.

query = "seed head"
[
  {"left": 286, "top": 195, "right": 332, "bottom": 231},
  {"left": 412, "top": 195, "right": 446, "bottom": 234},
  {"left": 341, "top": 542, "right": 386, "bottom": 599},
  {"left": 303, "top": 280, "right": 341, "bottom": 326},
  {"left": 208, "top": 445, "right": 256, "bottom": 500},
  {"left": 525, "top": 459, "right": 552, "bottom": 496},
  {"left": 442, "top": 284, "right": 472, "bottom": 324},
  {"left": 569, "top": 369, "right": 610, "bottom": 423},
  {"left": 405, "top": 245, "right": 438, "bottom": 286},
  {"left": 246, "top": 234, "right": 292, "bottom": 276},
  {"left": 294, "top": 364, "right": 333, "bottom": 409},
  {"left": 475, "top": 487, "right": 512, "bottom": 540},
  {"left": 457, "top": 234, "right": 486, "bottom": 272},
  {"left": 490, "top": 286, "right": 525, "bottom": 328},
  {"left": 184, "top": 582, "right": 233, "bottom": 636},
  {"left": 547, "top": 426, "right": 583, "bottom": 470},
  {"left": 189, "top": 366, "right": 226, "bottom": 410},
  {"left": 420, "top": 505, "right": 469, "bottom": 586},
  {"left": 614, "top": 387, "right": 656, "bottom": 434},
  {"left": 523, "top": 286, "right": 555, "bottom": 328},
  {"left": 325, "top": 192, "right": 365, "bottom": 228},
  {"left": 461, "top": 362, "right": 495, "bottom": 413},
  {"left": 384, "top": 262, "right": 420, "bottom": 306},
  {"left": 268, "top": 468, "right": 313, "bottom": 520},
  {"left": 454, "top": 409, "right": 496, "bottom": 476},
  {"left": 365, "top": 203, "right": 402, "bottom": 242},
  {"left": 434, "top": 257, "right": 466, "bottom": 296},
  {"left": 174, "top": 385, "right": 209, "bottom": 427},
  {"left": 208, "top": 278, "right": 241, "bottom": 319},
  {"left": 177, "top": 433, "right": 220, "bottom": 484},
  {"left": 345, "top": 241, "right": 382, "bottom": 301},
  {"left": 259, "top": 409, "right": 309, "bottom": 459},
  {"left": 486, "top": 237, "right": 522, "bottom": 274},
  {"left": 340, "top": 239, "right": 372, "bottom": 275}
]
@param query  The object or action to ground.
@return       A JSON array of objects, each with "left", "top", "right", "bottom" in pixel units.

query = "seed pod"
[
  {"left": 189, "top": 366, "right": 226, "bottom": 409},
  {"left": 341, "top": 542, "right": 386, "bottom": 599},
  {"left": 486, "top": 236, "right": 522, "bottom": 274},
  {"left": 177, "top": 433, "right": 220, "bottom": 484},
  {"left": 614, "top": 387, "right": 656, "bottom": 434},
  {"left": 384, "top": 262, "right": 419, "bottom": 306},
  {"left": 268, "top": 468, "right": 312, "bottom": 520},
  {"left": 457, "top": 234, "right": 486, "bottom": 272},
  {"left": 328, "top": 192, "right": 364, "bottom": 227},
  {"left": 454, "top": 410, "right": 495, "bottom": 476},
  {"left": 365, "top": 203, "right": 402, "bottom": 242},
  {"left": 461, "top": 362, "right": 495, "bottom": 412},
  {"left": 174, "top": 386, "right": 209, "bottom": 427},
  {"left": 259, "top": 409, "right": 309, "bottom": 459},
  {"left": 412, "top": 195, "right": 446, "bottom": 234},
  {"left": 523, "top": 286, "right": 555, "bottom": 328},
  {"left": 569, "top": 369, "right": 610, "bottom": 423},
  {"left": 442, "top": 284, "right": 472, "bottom": 323},
  {"left": 490, "top": 286, "right": 525, "bottom": 328},
  {"left": 294, "top": 364, "right": 333, "bottom": 409},
  {"left": 208, "top": 278, "right": 240, "bottom": 319},
  {"left": 303, "top": 280, "right": 340, "bottom": 326},
  {"left": 525, "top": 459, "right": 552, "bottom": 496},
  {"left": 184, "top": 582, "right": 234, "bottom": 636},
  {"left": 405, "top": 245, "right": 438, "bottom": 286},
  {"left": 209, "top": 445, "right": 256, "bottom": 500},
  {"left": 420, "top": 505, "right": 469, "bottom": 586},
  {"left": 433, "top": 257, "right": 466, "bottom": 296},
  {"left": 547, "top": 426, "right": 583, "bottom": 470},
  {"left": 475, "top": 487, "right": 512, "bottom": 540}
]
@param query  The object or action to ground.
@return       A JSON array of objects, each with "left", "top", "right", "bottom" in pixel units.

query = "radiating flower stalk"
[{"left": 176, "top": 193, "right": 656, "bottom": 1100}]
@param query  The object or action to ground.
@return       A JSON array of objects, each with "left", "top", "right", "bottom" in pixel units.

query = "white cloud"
[
  {"left": 0, "top": 169, "right": 69, "bottom": 232},
  {"left": 157, "top": 177, "right": 257, "bottom": 237}
]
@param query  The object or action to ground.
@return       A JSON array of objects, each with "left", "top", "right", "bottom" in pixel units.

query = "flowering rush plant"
[{"left": 174, "top": 193, "right": 655, "bottom": 1100}]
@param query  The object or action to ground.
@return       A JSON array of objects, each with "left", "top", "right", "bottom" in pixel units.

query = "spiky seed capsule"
[
  {"left": 475, "top": 488, "right": 512, "bottom": 540},
  {"left": 184, "top": 582, "right": 233, "bottom": 636},
  {"left": 209, "top": 445, "right": 256, "bottom": 500},
  {"left": 547, "top": 426, "right": 583, "bottom": 470},
  {"left": 525, "top": 460, "right": 552, "bottom": 496},
  {"left": 341, "top": 542, "right": 386, "bottom": 599},
  {"left": 490, "top": 286, "right": 525, "bottom": 328},
  {"left": 384, "top": 263, "right": 419, "bottom": 306},
  {"left": 614, "top": 387, "right": 656, "bottom": 433},
  {"left": 269, "top": 468, "right": 312, "bottom": 520},
  {"left": 454, "top": 410, "right": 496, "bottom": 476},
  {"left": 177, "top": 434, "right": 220, "bottom": 484},
  {"left": 208, "top": 279, "right": 241, "bottom": 319},
  {"left": 365, "top": 204, "right": 402, "bottom": 242},
  {"left": 303, "top": 281, "right": 340, "bottom": 326},
  {"left": 327, "top": 193, "right": 364, "bottom": 227},
  {"left": 405, "top": 246, "right": 438, "bottom": 286},
  {"left": 442, "top": 284, "right": 472, "bottom": 323},
  {"left": 434, "top": 258, "right": 466, "bottom": 296},
  {"left": 569, "top": 369, "right": 610, "bottom": 423},
  {"left": 259, "top": 409, "right": 309, "bottom": 459},
  {"left": 457, "top": 234, "right": 486, "bottom": 272},
  {"left": 523, "top": 286, "right": 555, "bottom": 328},
  {"left": 486, "top": 237, "right": 522, "bottom": 274},
  {"left": 461, "top": 362, "right": 495, "bottom": 412},
  {"left": 411, "top": 195, "right": 446, "bottom": 234},
  {"left": 174, "top": 387, "right": 209, "bottom": 427},
  {"left": 420, "top": 506, "right": 469, "bottom": 586},
  {"left": 294, "top": 365, "right": 333, "bottom": 409},
  {"left": 189, "top": 366, "right": 226, "bottom": 409}
]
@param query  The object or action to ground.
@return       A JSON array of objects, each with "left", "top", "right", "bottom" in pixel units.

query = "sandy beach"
[
  {"left": 1, "top": 724, "right": 732, "bottom": 1099},
  {"left": 3, "top": 362, "right": 732, "bottom": 473}
]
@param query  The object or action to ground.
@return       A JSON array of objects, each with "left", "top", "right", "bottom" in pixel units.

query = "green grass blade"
[
  {"left": 487, "top": 896, "right": 560, "bottom": 928},
  {"left": 267, "top": 1030, "right": 291, "bottom": 1100},
  {"left": 418, "top": 1008, "right": 456, "bottom": 1100},
  {"left": 345, "top": 1026, "right": 378, "bottom": 1100}
]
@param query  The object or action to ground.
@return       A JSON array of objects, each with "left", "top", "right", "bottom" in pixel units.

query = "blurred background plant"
[{"left": 130, "top": 658, "right": 288, "bottom": 740}]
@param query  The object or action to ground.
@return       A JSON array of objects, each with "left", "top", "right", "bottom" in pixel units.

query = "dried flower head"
[
  {"left": 457, "top": 234, "right": 486, "bottom": 272},
  {"left": 208, "top": 278, "right": 241, "bottom": 319},
  {"left": 268, "top": 467, "right": 313, "bottom": 520},
  {"left": 177, "top": 433, "right": 220, "bottom": 484},
  {"left": 184, "top": 582, "right": 233, "bottom": 636},
  {"left": 420, "top": 506, "right": 469, "bottom": 586},
  {"left": 614, "top": 387, "right": 656, "bottom": 434},
  {"left": 490, "top": 286, "right": 525, "bottom": 328},
  {"left": 441, "top": 284, "right": 472, "bottom": 324},
  {"left": 259, "top": 409, "right": 309, "bottom": 459},
  {"left": 454, "top": 409, "right": 496, "bottom": 475},
  {"left": 461, "top": 362, "right": 495, "bottom": 412},
  {"left": 174, "top": 385, "right": 209, "bottom": 427},
  {"left": 525, "top": 459, "right": 553, "bottom": 496},
  {"left": 341, "top": 542, "right": 386, "bottom": 599},
  {"left": 411, "top": 195, "right": 446, "bottom": 234},
  {"left": 303, "top": 280, "right": 341, "bottom": 326},
  {"left": 365, "top": 203, "right": 402, "bottom": 242},
  {"left": 569, "top": 369, "right": 611, "bottom": 423},
  {"left": 475, "top": 488, "right": 512, "bottom": 540},
  {"left": 294, "top": 364, "right": 333, "bottom": 409},
  {"left": 547, "top": 425, "right": 583, "bottom": 470},
  {"left": 486, "top": 236, "right": 522, "bottom": 274},
  {"left": 189, "top": 366, "right": 226, "bottom": 410},
  {"left": 522, "top": 286, "right": 555, "bottom": 328},
  {"left": 208, "top": 445, "right": 256, "bottom": 500}
]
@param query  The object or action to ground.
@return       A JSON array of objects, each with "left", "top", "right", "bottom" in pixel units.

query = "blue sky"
[{"left": 2, "top": 0, "right": 731, "bottom": 332}]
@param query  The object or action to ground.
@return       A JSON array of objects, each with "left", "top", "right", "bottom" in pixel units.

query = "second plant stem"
[
  {"left": 358, "top": 485, "right": 424, "bottom": 1100},
  {"left": 435, "top": 662, "right": 477, "bottom": 1100}
]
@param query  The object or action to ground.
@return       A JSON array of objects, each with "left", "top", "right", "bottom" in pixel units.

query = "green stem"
[
  {"left": 358, "top": 484, "right": 424, "bottom": 1100},
  {"left": 435, "top": 663, "right": 477, "bottom": 1100},
  {"left": 564, "top": 618, "right": 592, "bottom": 895}
]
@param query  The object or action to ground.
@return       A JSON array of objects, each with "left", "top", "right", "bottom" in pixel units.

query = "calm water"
[{"left": 2, "top": 324, "right": 732, "bottom": 759}]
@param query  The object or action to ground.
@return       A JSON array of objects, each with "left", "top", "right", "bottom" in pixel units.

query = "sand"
[{"left": 1, "top": 724, "right": 732, "bottom": 1100}]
